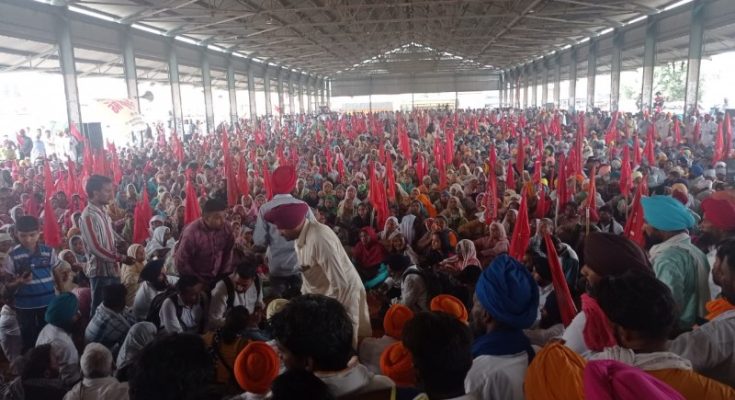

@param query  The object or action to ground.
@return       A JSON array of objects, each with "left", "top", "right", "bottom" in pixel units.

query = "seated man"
[
  {"left": 402, "top": 311, "right": 476, "bottom": 400},
  {"left": 208, "top": 251, "right": 263, "bottom": 331},
  {"left": 669, "top": 238, "right": 735, "bottom": 387},
  {"left": 64, "top": 343, "right": 128, "bottom": 399},
  {"left": 85, "top": 284, "right": 136, "bottom": 351},
  {"left": 465, "top": 254, "right": 539, "bottom": 400},
  {"left": 270, "top": 294, "right": 395, "bottom": 399},
  {"left": 592, "top": 270, "right": 735, "bottom": 399},
  {"left": 159, "top": 275, "right": 206, "bottom": 334}
]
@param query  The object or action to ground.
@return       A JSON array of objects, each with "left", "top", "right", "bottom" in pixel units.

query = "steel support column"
[
  {"left": 327, "top": 79, "right": 331, "bottom": 107},
  {"left": 553, "top": 57, "right": 561, "bottom": 108},
  {"left": 684, "top": 1, "right": 705, "bottom": 118},
  {"left": 247, "top": 61, "right": 257, "bottom": 122},
  {"left": 610, "top": 30, "right": 622, "bottom": 112},
  {"left": 641, "top": 17, "right": 657, "bottom": 113},
  {"left": 523, "top": 65, "right": 530, "bottom": 108},
  {"left": 226, "top": 57, "right": 237, "bottom": 126},
  {"left": 288, "top": 73, "right": 295, "bottom": 115},
  {"left": 499, "top": 73, "right": 505, "bottom": 108},
  {"left": 541, "top": 59, "right": 549, "bottom": 106},
  {"left": 298, "top": 75, "right": 305, "bottom": 114},
  {"left": 306, "top": 76, "right": 313, "bottom": 114},
  {"left": 56, "top": 12, "right": 82, "bottom": 130},
  {"left": 167, "top": 40, "right": 184, "bottom": 134},
  {"left": 277, "top": 68, "right": 285, "bottom": 116},
  {"left": 120, "top": 26, "right": 139, "bottom": 112},
  {"left": 514, "top": 69, "right": 520, "bottom": 108},
  {"left": 263, "top": 67, "right": 272, "bottom": 116},
  {"left": 531, "top": 64, "right": 538, "bottom": 107},
  {"left": 586, "top": 39, "right": 597, "bottom": 112},
  {"left": 320, "top": 78, "right": 326, "bottom": 105},
  {"left": 569, "top": 48, "right": 578, "bottom": 112},
  {"left": 201, "top": 52, "right": 215, "bottom": 132}
]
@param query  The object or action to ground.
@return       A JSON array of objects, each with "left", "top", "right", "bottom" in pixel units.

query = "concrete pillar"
[
  {"left": 55, "top": 12, "right": 82, "bottom": 129},
  {"left": 298, "top": 75, "right": 306, "bottom": 114},
  {"left": 277, "top": 68, "right": 285, "bottom": 116},
  {"left": 569, "top": 48, "right": 578, "bottom": 112},
  {"left": 553, "top": 57, "right": 561, "bottom": 108},
  {"left": 201, "top": 52, "right": 215, "bottom": 132},
  {"left": 320, "top": 78, "right": 326, "bottom": 105},
  {"left": 531, "top": 64, "right": 538, "bottom": 107},
  {"left": 586, "top": 39, "right": 597, "bottom": 112},
  {"left": 167, "top": 40, "right": 184, "bottom": 134},
  {"left": 523, "top": 65, "right": 530, "bottom": 108},
  {"left": 498, "top": 73, "right": 504, "bottom": 108},
  {"left": 288, "top": 73, "right": 295, "bottom": 115},
  {"left": 327, "top": 79, "right": 331, "bottom": 108},
  {"left": 306, "top": 76, "right": 313, "bottom": 114},
  {"left": 226, "top": 57, "right": 237, "bottom": 126},
  {"left": 541, "top": 59, "right": 549, "bottom": 106},
  {"left": 610, "top": 30, "right": 623, "bottom": 112},
  {"left": 684, "top": 1, "right": 705, "bottom": 118},
  {"left": 641, "top": 17, "right": 657, "bottom": 113},
  {"left": 247, "top": 61, "right": 257, "bottom": 122},
  {"left": 263, "top": 67, "right": 272, "bottom": 116},
  {"left": 120, "top": 27, "right": 139, "bottom": 111}
]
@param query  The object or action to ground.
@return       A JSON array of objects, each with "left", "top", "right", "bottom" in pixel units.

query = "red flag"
[
  {"left": 385, "top": 156, "right": 396, "bottom": 202},
  {"left": 619, "top": 145, "right": 632, "bottom": 198},
  {"left": 484, "top": 161, "right": 498, "bottom": 224},
  {"left": 445, "top": 128, "right": 455, "bottom": 166},
  {"left": 516, "top": 131, "right": 525, "bottom": 176},
  {"left": 624, "top": 182, "right": 646, "bottom": 248},
  {"left": 557, "top": 154, "right": 568, "bottom": 208},
  {"left": 369, "top": 162, "right": 389, "bottom": 229},
  {"left": 509, "top": 189, "right": 531, "bottom": 261},
  {"left": 673, "top": 117, "right": 682, "bottom": 145},
  {"left": 336, "top": 156, "right": 345, "bottom": 182},
  {"left": 604, "top": 112, "right": 619, "bottom": 145},
  {"left": 415, "top": 154, "right": 426, "bottom": 182},
  {"left": 532, "top": 160, "right": 542, "bottom": 184},
  {"left": 543, "top": 233, "right": 579, "bottom": 326},
  {"left": 325, "top": 147, "right": 333, "bottom": 173},
  {"left": 633, "top": 135, "right": 641, "bottom": 167},
  {"left": 398, "top": 127, "right": 412, "bottom": 164},
  {"left": 133, "top": 188, "right": 154, "bottom": 244},
  {"left": 713, "top": 121, "right": 724, "bottom": 164},
  {"left": 506, "top": 158, "right": 516, "bottom": 191},
  {"left": 725, "top": 112, "right": 732, "bottom": 155},
  {"left": 262, "top": 162, "right": 273, "bottom": 200},
  {"left": 183, "top": 172, "right": 200, "bottom": 226},
  {"left": 42, "top": 161, "right": 61, "bottom": 247},
  {"left": 585, "top": 167, "right": 599, "bottom": 223},
  {"left": 69, "top": 122, "right": 84, "bottom": 143},
  {"left": 237, "top": 157, "right": 249, "bottom": 199}
]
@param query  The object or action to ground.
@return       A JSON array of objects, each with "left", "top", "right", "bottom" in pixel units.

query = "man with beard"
[
  {"left": 642, "top": 195, "right": 710, "bottom": 331},
  {"left": 464, "top": 254, "right": 539, "bottom": 400},
  {"left": 697, "top": 193, "right": 735, "bottom": 299},
  {"left": 132, "top": 260, "right": 173, "bottom": 320}
]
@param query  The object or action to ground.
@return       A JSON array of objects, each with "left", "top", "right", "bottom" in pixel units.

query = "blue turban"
[
  {"left": 45, "top": 292, "right": 79, "bottom": 328},
  {"left": 642, "top": 195, "right": 695, "bottom": 231},
  {"left": 475, "top": 254, "right": 539, "bottom": 330},
  {"left": 690, "top": 164, "right": 703, "bottom": 178}
]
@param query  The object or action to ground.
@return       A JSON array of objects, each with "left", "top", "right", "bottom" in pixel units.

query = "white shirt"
[
  {"left": 63, "top": 377, "right": 129, "bottom": 400},
  {"left": 36, "top": 323, "right": 80, "bottom": 386},
  {"left": 561, "top": 311, "right": 593, "bottom": 358},
  {"left": 465, "top": 353, "right": 528, "bottom": 400},
  {"left": 160, "top": 294, "right": 204, "bottom": 334},
  {"left": 132, "top": 277, "right": 177, "bottom": 320},
  {"left": 207, "top": 276, "right": 262, "bottom": 330},
  {"left": 669, "top": 309, "right": 735, "bottom": 387}
]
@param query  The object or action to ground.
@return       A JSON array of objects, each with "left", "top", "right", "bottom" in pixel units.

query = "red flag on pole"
[
  {"left": 69, "top": 122, "right": 84, "bottom": 143},
  {"left": 623, "top": 182, "right": 646, "bottom": 248},
  {"left": 673, "top": 117, "right": 682, "bottom": 145},
  {"left": 543, "top": 233, "right": 579, "bottom": 326},
  {"left": 133, "top": 187, "right": 154, "bottom": 244},
  {"left": 237, "top": 157, "right": 249, "bottom": 200},
  {"left": 633, "top": 135, "right": 642, "bottom": 167},
  {"left": 183, "top": 172, "right": 201, "bottom": 227},
  {"left": 509, "top": 189, "right": 531, "bottom": 261},
  {"left": 619, "top": 145, "right": 632, "bottom": 198},
  {"left": 42, "top": 161, "right": 61, "bottom": 248},
  {"left": 385, "top": 156, "right": 396, "bottom": 202},
  {"left": 557, "top": 154, "right": 568, "bottom": 208},
  {"left": 725, "top": 112, "right": 732, "bottom": 155},
  {"left": 713, "top": 122, "right": 724, "bottom": 164},
  {"left": 506, "top": 158, "right": 516, "bottom": 192}
]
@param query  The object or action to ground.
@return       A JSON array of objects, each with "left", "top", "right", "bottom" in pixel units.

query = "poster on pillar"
[{"left": 88, "top": 98, "right": 146, "bottom": 143}]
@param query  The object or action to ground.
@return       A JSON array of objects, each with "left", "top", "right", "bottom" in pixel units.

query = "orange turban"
[
  {"left": 380, "top": 342, "right": 416, "bottom": 387},
  {"left": 234, "top": 342, "right": 280, "bottom": 394},
  {"left": 430, "top": 295, "right": 468, "bottom": 323},
  {"left": 525, "top": 342, "right": 585, "bottom": 400},
  {"left": 383, "top": 304, "right": 414, "bottom": 339}
]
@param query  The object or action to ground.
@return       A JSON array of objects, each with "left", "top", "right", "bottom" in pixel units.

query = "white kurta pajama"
[{"left": 295, "top": 219, "right": 372, "bottom": 346}]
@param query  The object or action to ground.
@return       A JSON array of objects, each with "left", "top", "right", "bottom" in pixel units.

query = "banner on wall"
[{"left": 94, "top": 98, "right": 146, "bottom": 131}]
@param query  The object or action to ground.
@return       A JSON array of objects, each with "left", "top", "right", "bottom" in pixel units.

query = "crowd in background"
[{"left": 0, "top": 105, "right": 733, "bottom": 399}]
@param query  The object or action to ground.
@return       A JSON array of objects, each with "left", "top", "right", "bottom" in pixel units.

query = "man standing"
[
  {"left": 265, "top": 202, "right": 370, "bottom": 346},
  {"left": 80, "top": 175, "right": 134, "bottom": 318},
  {"left": 254, "top": 165, "right": 313, "bottom": 297},
  {"left": 175, "top": 198, "right": 235, "bottom": 286},
  {"left": 642, "top": 195, "right": 710, "bottom": 331}
]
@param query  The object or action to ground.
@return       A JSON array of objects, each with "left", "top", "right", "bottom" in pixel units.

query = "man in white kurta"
[{"left": 265, "top": 203, "right": 371, "bottom": 347}]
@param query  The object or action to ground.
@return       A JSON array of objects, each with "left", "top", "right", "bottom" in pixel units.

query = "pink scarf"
[{"left": 582, "top": 294, "right": 617, "bottom": 352}]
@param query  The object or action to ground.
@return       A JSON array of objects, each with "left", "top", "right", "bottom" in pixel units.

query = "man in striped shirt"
[{"left": 80, "top": 175, "right": 135, "bottom": 318}]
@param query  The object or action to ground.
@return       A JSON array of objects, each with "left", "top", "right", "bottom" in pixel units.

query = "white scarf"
[{"left": 590, "top": 346, "right": 692, "bottom": 371}]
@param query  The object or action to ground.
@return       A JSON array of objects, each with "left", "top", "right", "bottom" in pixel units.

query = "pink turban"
[
  {"left": 264, "top": 203, "right": 309, "bottom": 230},
  {"left": 271, "top": 165, "right": 296, "bottom": 195},
  {"left": 584, "top": 360, "right": 684, "bottom": 400}
]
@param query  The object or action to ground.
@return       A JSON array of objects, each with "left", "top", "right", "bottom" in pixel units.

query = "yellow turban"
[{"left": 525, "top": 342, "right": 585, "bottom": 400}]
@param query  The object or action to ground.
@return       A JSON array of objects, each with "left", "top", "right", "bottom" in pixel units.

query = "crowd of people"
[{"left": 0, "top": 105, "right": 733, "bottom": 400}]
